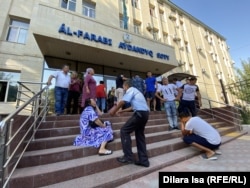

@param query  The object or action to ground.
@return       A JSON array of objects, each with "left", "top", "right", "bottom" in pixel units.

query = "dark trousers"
[
  {"left": 66, "top": 91, "right": 80, "bottom": 114},
  {"left": 120, "top": 111, "right": 149, "bottom": 165},
  {"left": 178, "top": 100, "right": 197, "bottom": 117}
]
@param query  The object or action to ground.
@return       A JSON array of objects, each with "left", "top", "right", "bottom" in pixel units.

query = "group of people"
[
  {"left": 46, "top": 65, "right": 112, "bottom": 115},
  {"left": 47, "top": 65, "right": 222, "bottom": 165},
  {"left": 74, "top": 79, "right": 150, "bottom": 167}
]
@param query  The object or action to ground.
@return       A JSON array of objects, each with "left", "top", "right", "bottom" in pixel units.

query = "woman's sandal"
[{"left": 98, "top": 150, "right": 113, "bottom": 156}]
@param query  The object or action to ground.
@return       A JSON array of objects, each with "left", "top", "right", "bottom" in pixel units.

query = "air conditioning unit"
[
  {"left": 147, "top": 23, "right": 152, "bottom": 30},
  {"left": 179, "top": 16, "right": 184, "bottom": 24},
  {"left": 169, "top": 13, "right": 177, "bottom": 20},
  {"left": 178, "top": 60, "right": 185, "bottom": 66},
  {"left": 179, "top": 45, "right": 184, "bottom": 50},
  {"left": 197, "top": 46, "right": 202, "bottom": 51},
  {"left": 209, "top": 51, "right": 214, "bottom": 55},
  {"left": 173, "top": 35, "right": 181, "bottom": 42},
  {"left": 202, "top": 68, "right": 206, "bottom": 73}
]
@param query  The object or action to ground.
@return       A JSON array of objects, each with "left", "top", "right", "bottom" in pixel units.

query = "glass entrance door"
[{"left": 104, "top": 76, "right": 116, "bottom": 95}]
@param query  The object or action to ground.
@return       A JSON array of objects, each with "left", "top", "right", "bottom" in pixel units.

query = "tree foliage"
[
  {"left": 235, "top": 58, "right": 250, "bottom": 81},
  {"left": 229, "top": 58, "right": 250, "bottom": 123}
]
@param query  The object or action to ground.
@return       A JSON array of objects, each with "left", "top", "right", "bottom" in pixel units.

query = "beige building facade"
[{"left": 0, "top": 0, "right": 235, "bottom": 114}]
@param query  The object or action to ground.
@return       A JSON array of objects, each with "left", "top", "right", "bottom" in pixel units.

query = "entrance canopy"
[
  {"left": 167, "top": 73, "right": 197, "bottom": 81},
  {"left": 33, "top": 33, "right": 177, "bottom": 77}
]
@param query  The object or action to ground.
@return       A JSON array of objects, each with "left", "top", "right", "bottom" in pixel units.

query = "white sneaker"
[
  {"left": 214, "top": 150, "right": 222, "bottom": 155},
  {"left": 200, "top": 154, "right": 218, "bottom": 160}
]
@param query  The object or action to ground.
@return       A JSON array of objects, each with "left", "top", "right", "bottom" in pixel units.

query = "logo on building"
[{"left": 123, "top": 33, "right": 132, "bottom": 43}]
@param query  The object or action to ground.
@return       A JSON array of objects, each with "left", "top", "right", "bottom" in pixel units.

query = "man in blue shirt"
[
  {"left": 109, "top": 79, "right": 150, "bottom": 167},
  {"left": 145, "top": 71, "right": 157, "bottom": 111}
]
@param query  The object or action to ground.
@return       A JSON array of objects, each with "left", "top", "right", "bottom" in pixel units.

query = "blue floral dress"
[{"left": 73, "top": 106, "right": 113, "bottom": 148}]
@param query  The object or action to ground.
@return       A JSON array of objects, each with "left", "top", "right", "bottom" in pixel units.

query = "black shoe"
[
  {"left": 168, "top": 127, "right": 174, "bottom": 131},
  {"left": 174, "top": 127, "right": 180, "bottom": 130},
  {"left": 134, "top": 161, "right": 150, "bottom": 167},
  {"left": 117, "top": 156, "right": 134, "bottom": 164}
]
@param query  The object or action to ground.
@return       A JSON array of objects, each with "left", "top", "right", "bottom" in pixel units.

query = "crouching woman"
[{"left": 73, "top": 98, "right": 114, "bottom": 156}]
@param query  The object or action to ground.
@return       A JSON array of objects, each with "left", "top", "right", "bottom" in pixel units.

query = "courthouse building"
[{"left": 0, "top": 0, "right": 236, "bottom": 114}]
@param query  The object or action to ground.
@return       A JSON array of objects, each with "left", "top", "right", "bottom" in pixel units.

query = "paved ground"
[{"left": 118, "top": 125, "right": 250, "bottom": 188}]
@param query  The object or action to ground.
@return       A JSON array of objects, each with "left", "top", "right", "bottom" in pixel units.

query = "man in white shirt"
[
  {"left": 155, "top": 77, "right": 179, "bottom": 130},
  {"left": 176, "top": 76, "right": 201, "bottom": 117},
  {"left": 179, "top": 109, "right": 221, "bottom": 160},
  {"left": 47, "top": 64, "right": 71, "bottom": 116}
]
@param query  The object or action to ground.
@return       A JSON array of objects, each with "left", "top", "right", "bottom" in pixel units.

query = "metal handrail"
[
  {"left": 200, "top": 97, "right": 243, "bottom": 131},
  {"left": 0, "top": 82, "right": 50, "bottom": 188}
]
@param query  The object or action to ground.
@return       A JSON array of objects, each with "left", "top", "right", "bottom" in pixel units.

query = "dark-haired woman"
[{"left": 73, "top": 98, "right": 114, "bottom": 155}]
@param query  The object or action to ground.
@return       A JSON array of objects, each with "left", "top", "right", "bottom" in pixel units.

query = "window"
[
  {"left": 150, "top": 7, "right": 156, "bottom": 17},
  {"left": 132, "top": 0, "right": 139, "bottom": 9},
  {"left": 82, "top": 1, "right": 96, "bottom": 18},
  {"left": 133, "top": 23, "right": 141, "bottom": 34},
  {"left": 0, "top": 71, "right": 20, "bottom": 102},
  {"left": 6, "top": 19, "right": 29, "bottom": 44},
  {"left": 163, "top": 34, "right": 168, "bottom": 43},
  {"left": 153, "top": 31, "right": 158, "bottom": 40},
  {"left": 159, "top": 11, "right": 165, "bottom": 22},
  {"left": 61, "top": 0, "right": 76, "bottom": 11},
  {"left": 120, "top": 18, "right": 129, "bottom": 30}
]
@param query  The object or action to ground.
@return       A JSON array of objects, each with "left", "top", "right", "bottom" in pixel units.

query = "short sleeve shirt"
[
  {"left": 157, "top": 84, "right": 177, "bottom": 101},
  {"left": 122, "top": 87, "right": 149, "bottom": 111},
  {"left": 145, "top": 77, "right": 156, "bottom": 92},
  {"left": 185, "top": 117, "right": 221, "bottom": 145},
  {"left": 52, "top": 71, "right": 71, "bottom": 88},
  {"left": 181, "top": 84, "right": 199, "bottom": 101}
]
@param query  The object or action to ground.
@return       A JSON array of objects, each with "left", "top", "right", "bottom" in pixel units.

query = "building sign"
[
  {"left": 58, "top": 23, "right": 112, "bottom": 46},
  {"left": 58, "top": 24, "right": 169, "bottom": 61}
]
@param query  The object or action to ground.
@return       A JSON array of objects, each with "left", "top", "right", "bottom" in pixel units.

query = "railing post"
[
  {"left": 0, "top": 122, "right": 7, "bottom": 188},
  {"left": 208, "top": 100, "right": 214, "bottom": 119},
  {"left": 16, "top": 84, "right": 22, "bottom": 109},
  {"left": 43, "top": 87, "right": 50, "bottom": 122},
  {"left": 2, "top": 119, "right": 13, "bottom": 187}
]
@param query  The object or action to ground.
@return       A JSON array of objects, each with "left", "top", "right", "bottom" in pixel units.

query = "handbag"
[{"left": 89, "top": 119, "right": 104, "bottom": 128}]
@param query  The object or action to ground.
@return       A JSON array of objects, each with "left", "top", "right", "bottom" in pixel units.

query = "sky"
[{"left": 170, "top": 0, "right": 250, "bottom": 70}]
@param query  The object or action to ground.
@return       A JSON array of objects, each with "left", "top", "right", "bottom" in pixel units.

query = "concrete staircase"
[{"left": 9, "top": 111, "right": 247, "bottom": 188}]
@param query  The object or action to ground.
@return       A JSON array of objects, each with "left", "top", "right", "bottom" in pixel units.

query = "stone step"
[
  {"left": 19, "top": 125, "right": 233, "bottom": 168},
  {"left": 20, "top": 128, "right": 181, "bottom": 167},
  {"left": 41, "top": 112, "right": 213, "bottom": 129},
  {"left": 27, "top": 121, "right": 226, "bottom": 151},
  {"left": 10, "top": 130, "right": 248, "bottom": 188},
  {"left": 35, "top": 116, "right": 220, "bottom": 139}
]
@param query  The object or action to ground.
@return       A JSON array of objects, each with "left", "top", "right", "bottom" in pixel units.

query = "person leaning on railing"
[{"left": 46, "top": 64, "right": 71, "bottom": 116}]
